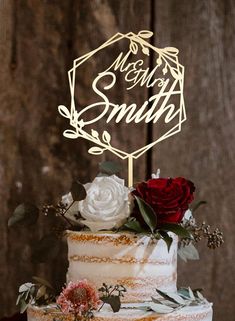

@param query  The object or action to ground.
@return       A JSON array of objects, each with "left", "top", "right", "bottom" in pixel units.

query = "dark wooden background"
[{"left": 0, "top": 1, "right": 234, "bottom": 320}]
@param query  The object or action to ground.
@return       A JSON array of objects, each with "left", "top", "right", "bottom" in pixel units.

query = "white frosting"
[
  {"left": 27, "top": 303, "right": 213, "bottom": 321},
  {"left": 66, "top": 231, "right": 178, "bottom": 302}
]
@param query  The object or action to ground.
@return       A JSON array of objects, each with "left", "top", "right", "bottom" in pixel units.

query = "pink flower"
[{"left": 57, "top": 280, "right": 101, "bottom": 315}]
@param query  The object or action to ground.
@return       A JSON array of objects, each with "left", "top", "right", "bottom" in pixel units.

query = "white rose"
[{"left": 78, "top": 175, "right": 130, "bottom": 232}]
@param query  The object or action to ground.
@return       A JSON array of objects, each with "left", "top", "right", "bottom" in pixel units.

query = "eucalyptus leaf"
[
  {"left": 31, "top": 234, "right": 60, "bottom": 263},
  {"left": 196, "top": 291, "right": 204, "bottom": 300},
  {"left": 149, "top": 302, "right": 174, "bottom": 314},
  {"left": 178, "top": 243, "right": 199, "bottom": 262},
  {"left": 134, "top": 196, "right": 157, "bottom": 233},
  {"left": 99, "top": 161, "right": 122, "bottom": 175},
  {"left": 19, "top": 283, "right": 34, "bottom": 293},
  {"left": 151, "top": 297, "right": 178, "bottom": 308},
  {"left": 188, "top": 287, "right": 195, "bottom": 300},
  {"left": 71, "top": 180, "right": 87, "bottom": 201},
  {"left": 160, "top": 223, "right": 193, "bottom": 239},
  {"left": 16, "top": 293, "right": 23, "bottom": 306},
  {"left": 151, "top": 287, "right": 206, "bottom": 313},
  {"left": 101, "top": 295, "right": 121, "bottom": 313},
  {"left": 156, "top": 289, "right": 185, "bottom": 305},
  {"left": 159, "top": 230, "right": 173, "bottom": 252},
  {"left": 178, "top": 288, "right": 191, "bottom": 299},
  {"left": 8, "top": 203, "right": 39, "bottom": 227}
]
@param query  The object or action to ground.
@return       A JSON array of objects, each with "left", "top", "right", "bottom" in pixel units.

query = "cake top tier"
[{"left": 66, "top": 230, "right": 178, "bottom": 303}]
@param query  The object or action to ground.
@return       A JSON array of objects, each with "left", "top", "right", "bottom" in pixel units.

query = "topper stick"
[{"left": 128, "top": 156, "right": 134, "bottom": 188}]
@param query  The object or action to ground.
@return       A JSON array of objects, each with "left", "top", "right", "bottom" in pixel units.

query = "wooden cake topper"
[{"left": 58, "top": 31, "right": 186, "bottom": 187}]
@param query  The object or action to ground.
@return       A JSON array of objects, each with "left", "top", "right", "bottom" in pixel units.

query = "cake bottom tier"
[{"left": 27, "top": 303, "right": 213, "bottom": 321}]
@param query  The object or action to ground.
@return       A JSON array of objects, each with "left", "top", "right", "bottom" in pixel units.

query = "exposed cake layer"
[
  {"left": 28, "top": 303, "right": 213, "bottom": 321},
  {"left": 66, "top": 231, "right": 178, "bottom": 302}
]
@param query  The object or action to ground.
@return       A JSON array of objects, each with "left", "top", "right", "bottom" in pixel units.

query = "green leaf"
[
  {"left": 8, "top": 203, "right": 39, "bottom": 227},
  {"left": 178, "top": 288, "right": 191, "bottom": 299},
  {"left": 31, "top": 234, "right": 60, "bottom": 263},
  {"left": 16, "top": 293, "right": 25, "bottom": 306},
  {"left": 134, "top": 196, "right": 157, "bottom": 233},
  {"left": 151, "top": 296, "right": 179, "bottom": 308},
  {"left": 71, "top": 181, "right": 87, "bottom": 201},
  {"left": 188, "top": 287, "right": 195, "bottom": 300},
  {"left": 160, "top": 223, "right": 193, "bottom": 239},
  {"left": 124, "top": 220, "right": 147, "bottom": 233},
  {"left": 196, "top": 291, "right": 204, "bottom": 301},
  {"left": 156, "top": 289, "right": 185, "bottom": 305},
  {"left": 19, "top": 283, "right": 34, "bottom": 293},
  {"left": 149, "top": 302, "right": 174, "bottom": 314},
  {"left": 159, "top": 230, "right": 173, "bottom": 252},
  {"left": 19, "top": 299, "right": 28, "bottom": 313},
  {"left": 32, "top": 276, "right": 53, "bottom": 289},
  {"left": 178, "top": 244, "right": 199, "bottom": 262},
  {"left": 36, "top": 285, "right": 47, "bottom": 300},
  {"left": 101, "top": 295, "right": 121, "bottom": 313},
  {"left": 191, "top": 201, "right": 207, "bottom": 213},
  {"left": 99, "top": 161, "right": 122, "bottom": 175}
]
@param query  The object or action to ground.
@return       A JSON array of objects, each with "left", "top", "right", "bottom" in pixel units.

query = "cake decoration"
[{"left": 58, "top": 30, "right": 186, "bottom": 187}]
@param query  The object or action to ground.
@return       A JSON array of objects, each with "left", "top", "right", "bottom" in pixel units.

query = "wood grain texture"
[
  {"left": 153, "top": 1, "right": 235, "bottom": 321},
  {"left": 0, "top": 1, "right": 234, "bottom": 320},
  {"left": 0, "top": 0, "right": 150, "bottom": 317}
]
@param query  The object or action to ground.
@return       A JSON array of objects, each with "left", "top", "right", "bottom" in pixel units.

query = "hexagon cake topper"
[{"left": 58, "top": 31, "right": 186, "bottom": 187}]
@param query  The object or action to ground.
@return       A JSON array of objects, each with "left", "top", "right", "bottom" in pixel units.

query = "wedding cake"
[{"left": 12, "top": 173, "right": 222, "bottom": 321}]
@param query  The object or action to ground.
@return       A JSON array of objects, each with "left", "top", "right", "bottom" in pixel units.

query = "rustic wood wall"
[{"left": 0, "top": 1, "right": 234, "bottom": 320}]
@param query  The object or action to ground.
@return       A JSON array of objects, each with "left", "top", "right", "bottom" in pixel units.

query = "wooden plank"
[
  {"left": 0, "top": 0, "right": 151, "bottom": 317},
  {"left": 153, "top": 1, "right": 235, "bottom": 321}
]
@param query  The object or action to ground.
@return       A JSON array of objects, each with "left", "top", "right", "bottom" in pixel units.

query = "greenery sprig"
[
  {"left": 8, "top": 180, "right": 87, "bottom": 263},
  {"left": 124, "top": 196, "right": 193, "bottom": 252},
  {"left": 146, "top": 287, "right": 208, "bottom": 314},
  {"left": 16, "top": 277, "right": 56, "bottom": 313},
  {"left": 98, "top": 283, "right": 126, "bottom": 313}
]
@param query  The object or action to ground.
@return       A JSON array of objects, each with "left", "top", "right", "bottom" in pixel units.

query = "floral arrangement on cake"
[
  {"left": 17, "top": 277, "right": 209, "bottom": 319},
  {"left": 17, "top": 277, "right": 126, "bottom": 318},
  {"left": 8, "top": 161, "right": 223, "bottom": 263}
]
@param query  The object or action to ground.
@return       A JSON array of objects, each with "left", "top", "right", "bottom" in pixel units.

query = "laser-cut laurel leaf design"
[
  {"left": 142, "top": 46, "right": 150, "bottom": 56},
  {"left": 102, "top": 131, "right": 111, "bottom": 144},
  {"left": 156, "top": 57, "right": 162, "bottom": 66},
  {"left": 138, "top": 30, "right": 153, "bottom": 38},
  {"left": 63, "top": 129, "right": 78, "bottom": 139},
  {"left": 58, "top": 105, "right": 70, "bottom": 118},
  {"left": 129, "top": 41, "right": 138, "bottom": 54},
  {"left": 88, "top": 146, "right": 105, "bottom": 155},
  {"left": 163, "top": 66, "right": 168, "bottom": 75},
  {"left": 164, "top": 47, "right": 179, "bottom": 56},
  {"left": 170, "top": 67, "right": 182, "bottom": 80},
  {"left": 91, "top": 129, "right": 99, "bottom": 139}
]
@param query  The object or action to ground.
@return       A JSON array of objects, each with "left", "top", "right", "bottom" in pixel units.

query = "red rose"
[{"left": 132, "top": 177, "right": 195, "bottom": 226}]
